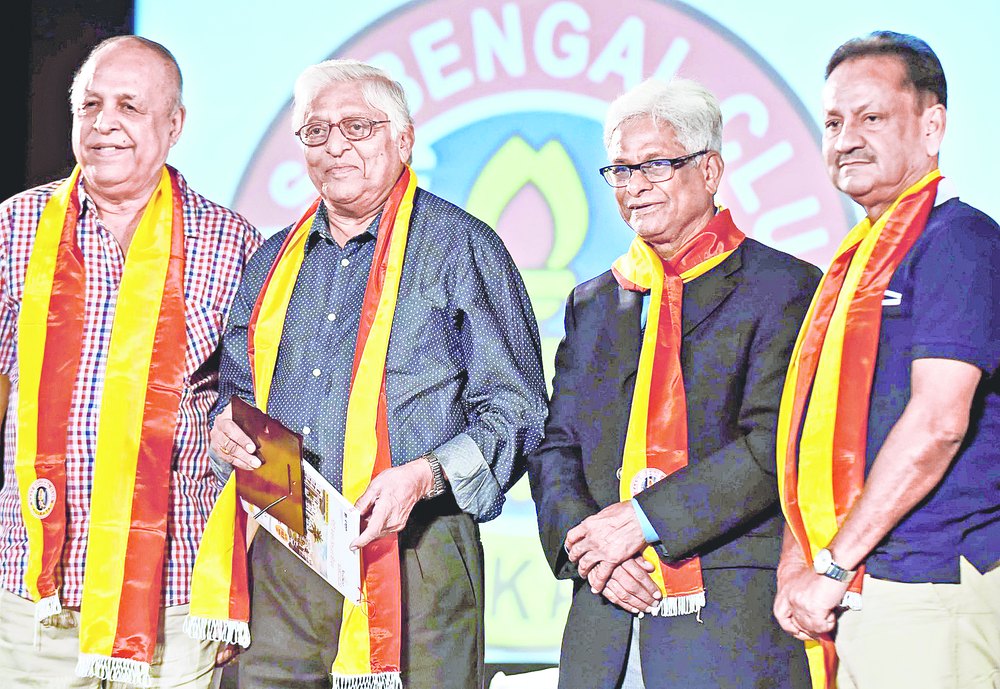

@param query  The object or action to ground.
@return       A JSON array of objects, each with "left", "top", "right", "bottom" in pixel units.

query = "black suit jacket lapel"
[
  {"left": 600, "top": 284, "right": 641, "bottom": 389},
  {"left": 586, "top": 284, "right": 641, "bottom": 507},
  {"left": 681, "top": 245, "right": 743, "bottom": 336},
  {"left": 606, "top": 245, "right": 744, "bottom": 371},
  {"left": 584, "top": 250, "right": 741, "bottom": 507}
]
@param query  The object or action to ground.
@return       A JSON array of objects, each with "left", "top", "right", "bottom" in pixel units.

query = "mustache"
[{"left": 837, "top": 153, "right": 875, "bottom": 166}]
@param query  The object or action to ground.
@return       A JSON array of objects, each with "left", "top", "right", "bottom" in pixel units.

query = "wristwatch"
[
  {"left": 812, "top": 547, "right": 855, "bottom": 583},
  {"left": 422, "top": 453, "right": 447, "bottom": 500}
]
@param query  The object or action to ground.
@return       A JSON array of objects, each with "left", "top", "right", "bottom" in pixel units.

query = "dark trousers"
[
  {"left": 561, "top": 567, "right": 811, "bottom": 689},
  {"left": 238, "top": 498, "right": 485, "bottom": 689}
]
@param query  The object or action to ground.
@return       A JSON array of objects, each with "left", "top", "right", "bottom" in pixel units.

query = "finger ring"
[{"left": 220, "top": 439, "right": 234, "bottom": 455}]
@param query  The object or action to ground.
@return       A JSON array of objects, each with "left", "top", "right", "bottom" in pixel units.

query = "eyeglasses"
[
  {"left": 599, "top": 150, "right": 709, "bottom": 187},
  {"left": 294, "top": 117, "right": 390, "bottom": 146}
]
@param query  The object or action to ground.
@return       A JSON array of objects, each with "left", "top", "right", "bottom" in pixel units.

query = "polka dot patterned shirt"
[{"left": 214, "top": 188, "right": 548, "bottom": 521}]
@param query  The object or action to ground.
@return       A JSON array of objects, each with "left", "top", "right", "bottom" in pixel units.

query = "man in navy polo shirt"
[{"left": 773, "top": 32, "right": 1000, "bottom": 688}]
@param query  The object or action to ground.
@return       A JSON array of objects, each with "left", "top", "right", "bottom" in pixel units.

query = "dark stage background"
[{"left": 4, "top": 1, "right": 132, "bottom": 203}]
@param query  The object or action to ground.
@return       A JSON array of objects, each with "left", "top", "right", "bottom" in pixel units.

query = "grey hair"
[
  {"left": 604, "top": 78, "right": 722, "bottom": 155},
  {"left": 292, "top": 59, "right": 413, "bottom": 139},
  {"left": 70, "top": 35, "right": 184, "bottom": 114}
]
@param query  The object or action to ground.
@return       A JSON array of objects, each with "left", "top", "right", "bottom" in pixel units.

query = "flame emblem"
[{"left": 467, "top": 137, "right": 588, "bottom": 322}]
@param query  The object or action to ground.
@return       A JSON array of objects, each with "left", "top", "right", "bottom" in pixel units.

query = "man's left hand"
[
  {"left": 565, "top": 501, "right": 647, "bottom": 589},
  {"left": 350, "top": 459, "right": 433, "bottom": 550},
  {"left": 783, "top": 566, "right": 849, "bottom": 638},
  {"left": 774, "top": 558, "right": 816, "bottom": 641}
]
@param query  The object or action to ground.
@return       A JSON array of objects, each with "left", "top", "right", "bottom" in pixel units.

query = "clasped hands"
[
  {"left": 210, "top": 402, "right": 434, "bottom": 552},
  {"left": 564, "top": 501, "right": 662, "bottom": 614},
  {"left": 773, "top": 549, "right": 850, "bottom": 641}
]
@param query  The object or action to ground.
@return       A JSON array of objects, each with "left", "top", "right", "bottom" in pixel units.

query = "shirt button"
[
  {"left": 340, "top": 258, "right": 350, "bottom": 267},
  {"left": 312, "top": 368, "right": 321, "bottom": 377},
  {"left": 302, "top": 426, "right": 311, "bottom": 435},
  {"left": 327, "top": 313, "right": 336, "bottom": 321}
]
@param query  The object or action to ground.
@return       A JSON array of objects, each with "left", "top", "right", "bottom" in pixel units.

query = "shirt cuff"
[
  {"left": 631, "top": 498, "right": 660, "bottom": 544},
  {"left": 432, "top": 432, "right": 502, "bottom": 521}
]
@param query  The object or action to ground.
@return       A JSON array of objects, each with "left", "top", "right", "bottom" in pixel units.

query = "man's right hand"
[
  {"left": 209, "top": 402, "right": 259, "bottom": 470},
  {"left": 600, "top": 556, "right": 662, "bottom": 615},
  {"left": 215, "top": 642, "right": 242, "bottom": 667}
]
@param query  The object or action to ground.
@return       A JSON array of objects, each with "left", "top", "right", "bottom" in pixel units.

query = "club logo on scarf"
[
  {"left": 230, "top": 0, "right": 856, "bottom": 662},
  {"left": 630, "top": 468, "right": 667, "bottom": 497},
  {"left": 27, "top": 478, "right": 56, "bottom": 519}
]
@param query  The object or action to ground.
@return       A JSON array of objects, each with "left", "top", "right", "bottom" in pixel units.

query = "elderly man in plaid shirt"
[{"left": 0, "top": 36, "right": 260, "bottom": 687}]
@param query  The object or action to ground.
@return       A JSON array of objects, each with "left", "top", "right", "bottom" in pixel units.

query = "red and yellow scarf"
[
  {"left": 777, "top": 170, "right": 942, "bottom": 688},
  {"left": 189, "top": 167, "right": 416, "bottom": 688},
  {"left": 16, "top": 165, "right": 187, "bottom": 685},
  {"left": 612, "top": 209, "right": 745, "bottom": 616}
]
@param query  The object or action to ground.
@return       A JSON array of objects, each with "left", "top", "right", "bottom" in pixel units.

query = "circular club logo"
[
  {"left": 231, "top": 0, "right": 854, "bottom": 657},
  {"left": 235, "top": 0, "right": 851, "bottom": 353},
  {"left": 27, "top": 478, "right": 57, "bottom": 520},
  {"left": 630, "top": 467, "right": 668, "bottom": 497}
]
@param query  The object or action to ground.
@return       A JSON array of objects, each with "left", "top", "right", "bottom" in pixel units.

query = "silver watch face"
[{"left": 813, "top": 548, "right": 832, "bottom": 575}]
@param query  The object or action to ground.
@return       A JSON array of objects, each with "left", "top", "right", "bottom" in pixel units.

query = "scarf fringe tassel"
[
  {"left": 76, "top": 654, "right": 152, "bottom": 687},
  {"left": 649, "top": 592, "right": 706, "bottom": 617},
  {"left": 33, "top": 595, "right": 63, "bottom": 649},
  {"left": 183, "top": 615, "right": 251, "bottom": 647},
  {"left": 330, "top": 671, "right": 403, "bottom": 689},
  {"left": 35, "top": 594, "right": 62, "bottom": 623},
  {"left": 841, "top": 590, "right": 862, "bottom": 611}
]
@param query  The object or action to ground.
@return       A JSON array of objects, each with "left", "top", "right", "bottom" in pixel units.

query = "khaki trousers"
[
  {"left": 836, "top": 557, "right": 1000, "bottom": 689},
  {"left": 0, "top": 589, "right": 218, "bottom": 688}
]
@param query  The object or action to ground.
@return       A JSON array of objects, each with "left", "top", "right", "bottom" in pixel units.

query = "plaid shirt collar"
[{"left": 75, "top": 166, "right": 205, "bottom": 239}]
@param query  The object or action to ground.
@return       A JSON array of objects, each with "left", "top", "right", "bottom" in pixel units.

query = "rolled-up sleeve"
[{"left": 434, "top": 225, "right": 548, "bottom": 522}]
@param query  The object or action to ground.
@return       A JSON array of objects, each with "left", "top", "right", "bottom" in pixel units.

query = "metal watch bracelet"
[{"left": 422, "top": 452, "right": 447, "bottom": 499}]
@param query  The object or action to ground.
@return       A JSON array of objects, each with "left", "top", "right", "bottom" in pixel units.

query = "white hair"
[
  {"left": 604, "top": 78, "right": 722, "bottom": 154},
  {"left": 292, "top": 59, "right": 413, "bottom": 139},
  {"left": 70, "top": 36, "right": 183, "bottom": 114}
]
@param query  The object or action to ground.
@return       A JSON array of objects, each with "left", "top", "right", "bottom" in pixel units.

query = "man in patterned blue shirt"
[{"left": 209, "top": 59, "right": 547, "bottom": 689}]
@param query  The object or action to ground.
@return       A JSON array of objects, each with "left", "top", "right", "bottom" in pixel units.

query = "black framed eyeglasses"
[
  {"left": 599, "top": 150, "right": 709, "bottom": 187},
  {"left": 295, "top": 117, "right": 390, "bottom": 146}
]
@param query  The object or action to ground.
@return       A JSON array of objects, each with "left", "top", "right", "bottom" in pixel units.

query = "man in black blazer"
[{"left": 528, "top": 78, "right": 820, "bottom": 688}]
